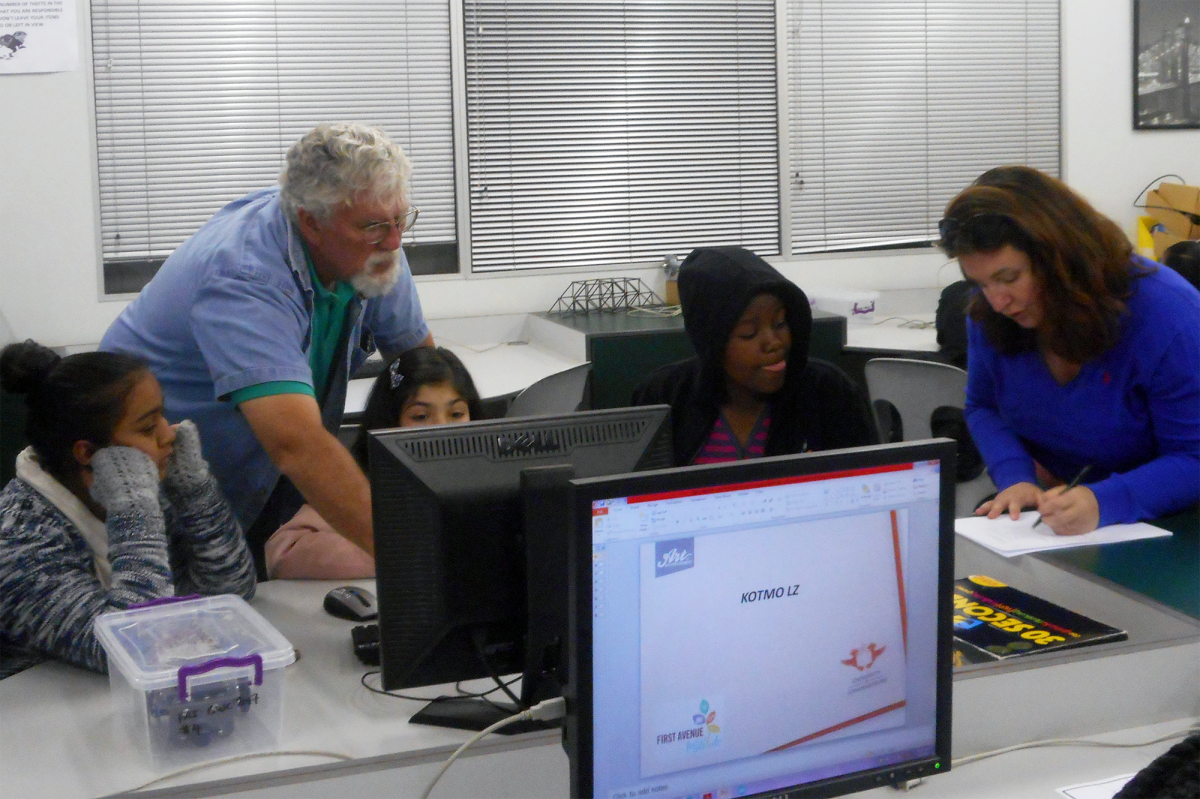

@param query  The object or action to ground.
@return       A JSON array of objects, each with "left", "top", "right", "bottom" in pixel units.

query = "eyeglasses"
[
  {"left": 357, "top": 207, "right": 420, "bottom": 245},
  {"left": 937, "top": 212, "right": 1014, "bottom": 253}
]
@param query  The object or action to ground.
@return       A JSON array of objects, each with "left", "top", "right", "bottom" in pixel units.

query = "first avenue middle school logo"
[
  {"left": 655, "top": 538, "right": 695, "bottom": 578},
  {"left": 655, "top": 699, "right": 722, "bottom": 754}
]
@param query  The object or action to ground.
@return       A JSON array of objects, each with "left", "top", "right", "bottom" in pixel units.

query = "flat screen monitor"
[
  {"left": 368, "top": 405, "right": 673, "bottom": 714},
  {"left": 567, "top": 439, "right": 956, "bottom": 799}
]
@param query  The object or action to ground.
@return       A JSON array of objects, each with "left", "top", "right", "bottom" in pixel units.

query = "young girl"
[
  {"left": 632, "top": 247, "right": 878, "bottom": 465},
  {"left": 0, "top": 341, "right": 255, "bottom": 678},
  {"left": 265, "top": 347, "right": 481, "bottom": 579}
]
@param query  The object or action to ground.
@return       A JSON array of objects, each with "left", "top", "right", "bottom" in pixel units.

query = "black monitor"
[
  {"left": 566, "top": 439, "right": 956, "bottom": 799},
  {"left": 367, "top": 405, "right": 673, "bottom": 728}
]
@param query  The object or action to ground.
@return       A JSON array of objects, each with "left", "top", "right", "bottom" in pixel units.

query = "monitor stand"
[
  {"left": 409, "top": 696, "right": 561, "bottom": 735},
  {"left": 409, "top": 465, "right": 577, "bottom": 736}
]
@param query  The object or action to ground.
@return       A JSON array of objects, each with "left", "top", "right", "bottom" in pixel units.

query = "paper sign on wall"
[{"left": 0, "top": 0, "right": 78, "bottom": 75}]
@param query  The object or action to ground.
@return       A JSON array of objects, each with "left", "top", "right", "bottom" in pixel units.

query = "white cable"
[
  {"left": 950, "top": 722, "right": 1199, "bottom": 769},
  {"left": 419, "top": 696, "right": 566, "bottom": 799},
  {"left": 126, "top": 749, "right": 354, "bottom": 792}
]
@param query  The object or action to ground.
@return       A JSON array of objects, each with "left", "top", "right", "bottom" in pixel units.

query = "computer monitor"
[
  {"left": 367, "top": 405, "right": 673, "bottom": 725},
  {"left": 566, "top": 439, "right": 956, "bottom": 799}
]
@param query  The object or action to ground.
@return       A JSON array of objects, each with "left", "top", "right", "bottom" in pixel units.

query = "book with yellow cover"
[{"left": 952, "top": 575, "right": 1126, "bottom": 662}]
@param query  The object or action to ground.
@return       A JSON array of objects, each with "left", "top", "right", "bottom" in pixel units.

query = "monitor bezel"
[
  {"left": 566, "top": 439, "right": 957, "bottom": 799},
  {"left": 368, "top": 404, "right": 673, "bottom": 697}
]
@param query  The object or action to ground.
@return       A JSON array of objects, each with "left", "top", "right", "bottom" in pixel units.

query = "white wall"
[
  {"left": 1062, "top": 0, "right": 1200, "bottom": 234},
  {"left": 1, "top": 0, "right": 1196, "bottom": 348}
]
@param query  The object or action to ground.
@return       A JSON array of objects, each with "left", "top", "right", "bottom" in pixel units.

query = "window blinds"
[
  {"left": 786, "top": 0, "right": 1060, "bottom": 254},
  {"left": 462, "top": 0, "right": 781, "bottom": 273},
  {"left": 91, "top": 0, "right": 455, "bottom": 266}
]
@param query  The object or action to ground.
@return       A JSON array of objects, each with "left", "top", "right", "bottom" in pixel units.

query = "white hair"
[{"left": 279, "top": 123, "right": 411, "bottom": 223}]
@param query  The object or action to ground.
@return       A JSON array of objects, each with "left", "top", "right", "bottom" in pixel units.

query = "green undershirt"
[{"left": 229, "top": 249, "right": 355, "bottom": 407}]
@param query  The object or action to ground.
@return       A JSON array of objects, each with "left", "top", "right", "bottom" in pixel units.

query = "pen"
[{"left": 1031, "top": 465, "right": 1092, "bottom": 529}]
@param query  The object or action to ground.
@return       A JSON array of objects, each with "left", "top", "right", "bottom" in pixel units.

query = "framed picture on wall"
[{"left": 1134, "top": 0, "right": 1200, "bottom": 129}]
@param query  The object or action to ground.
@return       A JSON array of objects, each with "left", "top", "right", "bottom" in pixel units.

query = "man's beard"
[{"left": 350, "top": 250, "right": 402, "bottom": 298}]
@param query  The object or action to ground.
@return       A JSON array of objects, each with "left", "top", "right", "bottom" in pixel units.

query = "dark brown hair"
[{"left": 940, "top": 166, "right": 1146, "bottom": 362}]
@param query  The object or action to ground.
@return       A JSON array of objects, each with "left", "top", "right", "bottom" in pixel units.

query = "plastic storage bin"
[
  {"left": 93, "top": 594, "right": 295, "bottom": 768},
  {"left": 808, "top": 288, "right": 881, "bottom": 325}
]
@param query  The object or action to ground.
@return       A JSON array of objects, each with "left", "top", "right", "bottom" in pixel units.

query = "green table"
[
  {"left": 537, "top": 309, "right": 846, "bottom": 409},
  {"left": 1045, "top": 506, "right": 1200, "bottom": 618}
]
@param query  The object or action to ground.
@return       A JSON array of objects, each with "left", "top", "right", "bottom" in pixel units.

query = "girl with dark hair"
[
  {"left": 0, "top": 341, "right": 255, "bottom": 679},
  {"left": 350, "top": 346, "right": 482, "bottom": 467},
  {"left": 941, "top": 166, "right": 1200, "bottom": 535},
  {"left": 631, "top": 247, "right": 877, "bottom": 466},
  {"left": 264, "top": 347, "right": 480, "bottom": 579}
]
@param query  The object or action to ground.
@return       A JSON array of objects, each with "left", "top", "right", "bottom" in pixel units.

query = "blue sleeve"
[
  {"left": 190, "top": 267, "right": 314, "bottom": 400},
  {"left": 963, "top": 320, "right": 1038, "bottom": 490},
  {"left": 1089, "top": 324, "right": 1200, "bottom": 526},
  {"left": 364, "top": 250, "right": 430, "bottom": 358}
]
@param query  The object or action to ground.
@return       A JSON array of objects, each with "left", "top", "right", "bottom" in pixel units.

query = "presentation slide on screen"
[{"left": 638, "top": 510, "right": 909, "bottom": 778}]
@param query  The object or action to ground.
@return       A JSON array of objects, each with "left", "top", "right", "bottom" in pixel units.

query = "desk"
[
  {"left": 0, "top": 579, "right": 559, "bottom": 799},
  {"left": 2, "top": 537, "right": 1197, "bottom": 798},
  {"left": 1045, "top": 506, "right": 1200, "bottom": 619},
  {"left": 844, "top": 313, "right": 939, "bottom": 354},
  {"left": 346, "top": 314, "right": 588, "bottom": 417},
  {"left": 837, "top": 313, "right": 942, "bottom": 393}
]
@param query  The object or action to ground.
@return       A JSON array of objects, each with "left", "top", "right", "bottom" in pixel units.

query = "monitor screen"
[
  {"left": 368, "top": 405, "right": 673, "bottom": 699},
  {"left": 567, "top": 440, "right": 956, "bottom": 799}
]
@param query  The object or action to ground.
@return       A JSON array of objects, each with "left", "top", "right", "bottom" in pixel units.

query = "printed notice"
[
  {"left": 638, "top": 510, "right": 910, "bottom": 778},
  {"left": 0, "top": 0, "right": 78, "bottom": 74}
]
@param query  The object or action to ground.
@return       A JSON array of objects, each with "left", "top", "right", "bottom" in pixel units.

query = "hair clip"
[{"left": 389, "top": 359, "right": 405, "bottom": 389}]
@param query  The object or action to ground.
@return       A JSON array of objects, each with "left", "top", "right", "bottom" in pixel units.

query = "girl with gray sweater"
[{"left": 0, "top": 341, "right": 255, "bottom": 678}]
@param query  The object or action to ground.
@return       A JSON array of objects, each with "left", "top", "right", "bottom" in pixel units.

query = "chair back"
[
  {"left": 864, "top": 357, "right": 967, "bottom": 440},
  {"left": 505, "top": 362, "right": 592, "bottom": 418}
]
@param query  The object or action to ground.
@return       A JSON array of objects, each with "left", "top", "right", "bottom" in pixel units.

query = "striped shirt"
[
  {"left": 692, "top": 412, "right": 772, "bottom": 464},
  {"left": 0, "top": 457, "right": 256, "bottom": 678}
]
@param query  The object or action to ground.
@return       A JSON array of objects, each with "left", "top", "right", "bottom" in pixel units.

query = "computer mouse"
[{"left": 323, "top": 586, "right": 378, "bottom": 621}]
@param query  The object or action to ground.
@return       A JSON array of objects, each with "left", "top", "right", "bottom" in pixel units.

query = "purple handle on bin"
[
  {"left": 127, "top": 594, "right": 201, "bottom": 611},
  {"left": 177, "top": 654, "right": 263, "bottom": 701}
]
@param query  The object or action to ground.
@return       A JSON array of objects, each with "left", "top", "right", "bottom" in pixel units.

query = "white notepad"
[{"left": 955, "top": 512, "right": 1171, "bottom": 557}]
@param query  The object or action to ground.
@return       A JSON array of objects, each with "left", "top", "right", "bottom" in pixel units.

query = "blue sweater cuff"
[
  {"left": 1089, "top": 477, "right": 1132, "bottom": 528},
  {"left": 988, "top": 457, "right": 1038, "bottom": 493}
]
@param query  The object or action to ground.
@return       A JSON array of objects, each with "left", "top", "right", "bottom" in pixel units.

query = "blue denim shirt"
[{"left": 101, "top": 188, "right": 430, "bottom": 528}]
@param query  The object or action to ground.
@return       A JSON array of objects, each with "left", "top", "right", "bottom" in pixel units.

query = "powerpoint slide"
[{"left": 638, "top": 510, "right": 909, "bottom": 778}]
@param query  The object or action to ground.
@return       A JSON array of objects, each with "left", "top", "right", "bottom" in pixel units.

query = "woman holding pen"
[{"left": 939, "top": 166, "right": 1200, "bottom": 536}]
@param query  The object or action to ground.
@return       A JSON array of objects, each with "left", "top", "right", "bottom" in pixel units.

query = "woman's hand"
[
  {"left": 1036, "top": 485, "right": 1100, "bottom": 536},
  {"left": 976, "top": 482, "right": 1041, "bottom": 520}
]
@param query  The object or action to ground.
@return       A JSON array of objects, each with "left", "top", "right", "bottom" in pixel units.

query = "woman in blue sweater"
[
  {"left": 940, "top": 166, "right": 1200, "bottom": 536},
  {"left": 0, "top": 342, "right": 256, "bottom": 678}
]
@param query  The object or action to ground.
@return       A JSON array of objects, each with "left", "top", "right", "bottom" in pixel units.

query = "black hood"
[{"left": 676, "top": 247, "right": 812, "bottom": 403}]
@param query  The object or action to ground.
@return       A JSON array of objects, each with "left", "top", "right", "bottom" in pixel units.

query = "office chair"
[
  {"left": 504, "top": 362, "right": 592, "bottom": 418},
  {"left": 864, "top": 357, "right": 995, "bottom": 517}
]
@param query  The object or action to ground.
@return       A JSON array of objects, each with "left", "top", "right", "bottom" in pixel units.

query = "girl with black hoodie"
[{"left": 632, "top": 247, "right": 878, "bottom": 466}]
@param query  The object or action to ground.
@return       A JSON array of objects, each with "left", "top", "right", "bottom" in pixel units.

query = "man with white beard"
[{"left": 101, "top": 123, "right": 432, "bottom": 577}]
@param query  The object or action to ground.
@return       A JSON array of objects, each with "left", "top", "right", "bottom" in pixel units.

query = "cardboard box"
[
  {"left": 1138, "top": 215, "right": 1185, "bottom": 262},
  {"left": 1145, "top": 182, "right": 1200, "bottom": 238}
]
